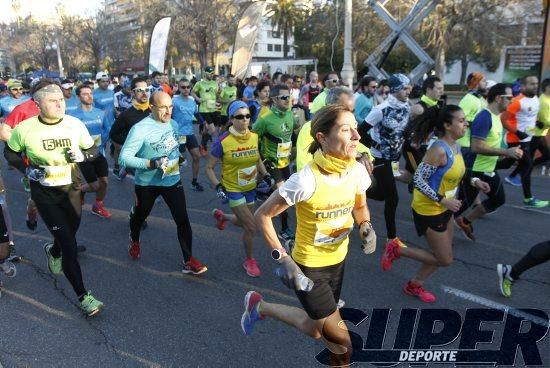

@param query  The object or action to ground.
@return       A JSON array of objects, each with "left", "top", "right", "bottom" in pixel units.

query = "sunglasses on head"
[
  {"left": 10, "top": 87, "right": 23, "bottom": 91},
  {"left": 274, "top": 95, "right": 290, "bottom": 101},
  {"left": 233, "top": 114, "right": 251, "bottom": 120}
]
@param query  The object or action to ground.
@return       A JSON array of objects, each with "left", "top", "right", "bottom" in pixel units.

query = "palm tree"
[{"left": 267, "top": 0, "right": 304, "bottom": 59}]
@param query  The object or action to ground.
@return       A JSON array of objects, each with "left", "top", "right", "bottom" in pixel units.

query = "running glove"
[
  {"left": 515, "top": 130, "right": 529, "bottom": 140},
  {"left": 275, "top": 256, "right": 314, "bottom": 292},
  {"left": 261, "top": 174, "right": 275, "bottom": 189},
  {"left": 67, "top": 148, "right": 85, "bottom": 163},
  {"left": 216, "top": 183, "right": 227, "bottom": 201},
  {"left": 536, "top": 121, "right": 544, "bottom": 129},
  {"left": 360, "top": 220, "right": 376, "bottom": 254},
  {"left": 150, "top": 157, "right": 169, "bottom": 170},
  {"left": 26, "top": 167, "right": 46, "bottom": 182}
]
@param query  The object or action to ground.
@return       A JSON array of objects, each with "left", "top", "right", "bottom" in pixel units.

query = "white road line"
[
  {"left": 503, "top": 204, "right": 550, "bottom": 215},
  {"left": 441, "top": 285, "right": 550, "bottom": 328}
]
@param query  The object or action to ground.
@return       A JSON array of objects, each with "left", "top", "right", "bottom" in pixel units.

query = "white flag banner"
[
  {"left": 148, "top": 17, "right": 172, "bottom": 75},
  {"left": 231, "top": 1, "right": 267, "bottom": 79}
]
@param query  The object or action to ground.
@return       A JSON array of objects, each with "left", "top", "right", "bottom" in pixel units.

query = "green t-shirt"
[
  {"left": 219, "top": 85, "right": 237, "bottom": 116},
  {"left": 193, "top": 80, "right": 219, "bottom": 113},
  {"left": 252, "top": 106, "right": 294, "bottom": 168},
  {"left": 534, "top": 93, "right": 550, "bottom": 137},
  {"left": 471, "top": 108, "right": 503, "bottom": 173},
  {"left": 457, "top": 93, "right": 487, "bottom": 148}
]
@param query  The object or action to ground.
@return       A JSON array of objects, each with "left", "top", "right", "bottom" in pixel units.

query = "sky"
[{"left": 0, "top": 0, "right": 102, "bottom": 24}]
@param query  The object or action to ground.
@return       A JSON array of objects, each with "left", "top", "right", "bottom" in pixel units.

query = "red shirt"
[{"left": 4, "top": 99, "right": 39, "bottom": 128}]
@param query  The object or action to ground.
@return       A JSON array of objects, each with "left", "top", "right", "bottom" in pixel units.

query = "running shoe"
[
  {"left": 243, "top": 258, "right": 261, "bottom": 277},
  {"left": 0, "top": 260, "right": 16, "bottom": 277},
  {"left": 182, "top": 257, "right": 208, "bottom": 275},
  {"left": 523, "top": 197, "right": 549, "bottom": 208},
  {"left": 21, "top": 177, "right": 30, "bottom": 192},
  {"left": 191, "top": 181, "right": 204, "bottom": 192},
  {"left": 497, "top": 264, "right": 513, "bottom": 297},
  {"left": 278, "top": 228, "right": 295, "bottom": 242},
  {"left": 92, "top": 201, "right": 112, "bottom": 218},
  {"left": 241, "top": 291, "right": 264, "bottom": 335},
  {"left": 504, "top": 175, "right": 522, "bottom": 186},
  {"left": 26, "top": 204, "right": 38, "bottom": 231},
  {"left": 403, "top": 281, "right": 436, "bottom": 303},
  {"left": 79, "top": 292, "right": 104, "bottom": 317},
  {"left": 455, "top": 216, "right": 475, "bottom": 241},
  {"left": 381, "top": 238, "right": 401, "bottom": 271},
  {"left": 44, "top": 242, "right": 63, "bottom": 274},
  {"left": 199, "top": 145, "right": 208, "bottom": 157},
  {"left": 390, "top": 236, "right": 408, "bottom": 248},
  {"left": 212, "top": 208, "right": 227, "bottom": 230},
  {"left": 8, "top": 241, "right": 21, "bottom": 263},
  {"left": 128, "top": 238, "right": 141, "bottom": 260}
]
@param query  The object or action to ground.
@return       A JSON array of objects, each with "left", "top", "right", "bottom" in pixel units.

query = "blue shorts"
[{"left": 226, "top": 189, "right": 256, "bottom": 208}]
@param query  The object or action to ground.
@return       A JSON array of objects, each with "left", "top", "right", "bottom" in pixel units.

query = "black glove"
[
  {"left": 261, "top": 174, "right": 275, "bottom": 188},
  {"left": 150, "top": 157, "right": 169, "bottom": 170},
  {"left": 515, "top": 130, "right": 529, "bottom": 140},
  {"left": 536, "top": 121, "right": 544, "bottom": 130},
  {"left": 275, "top": 256, "right": 313, "bottom": 292}
]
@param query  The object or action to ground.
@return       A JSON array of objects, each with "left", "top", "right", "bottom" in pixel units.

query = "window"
[
  {"left": 274, "top": 44, "right": 282, "bottom": 52},
  {"left": 271, "top": 30, "right": 280, "bottom": 38},
  {"left": 254, "top": 44, "right": 258, "bottom": 52},
  {"left": 268, "top": 44, "right": 273, "bottom": 52}
]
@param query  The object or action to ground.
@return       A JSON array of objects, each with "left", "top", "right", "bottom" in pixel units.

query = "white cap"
[
  {"left": 96, "top": 72, "right": 109, "bottom": 80},
  {"left": 486, "top": 80, "right": 497, "bottom": 89}
]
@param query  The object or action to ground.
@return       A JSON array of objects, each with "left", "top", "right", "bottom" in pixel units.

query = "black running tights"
[{"left": 511, "top": 240, "right": 550, "bottom": 280}]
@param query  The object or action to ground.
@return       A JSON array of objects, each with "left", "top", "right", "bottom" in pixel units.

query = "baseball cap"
[
  {"left": 96, "top": 72, "right": 109, "bottom": 81},
  {"left": 7, "top": 79, "right": 23, "bottom": 89},
  {"left": 204, "top": 66, "right": 215, "bottom": 74}
]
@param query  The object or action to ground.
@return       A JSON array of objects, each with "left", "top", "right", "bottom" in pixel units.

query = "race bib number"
[
  {"left": 92, "top": 134, "right": 102, "bottom": 147},
  {"left": 237, "top": 165, "right": 257, "bottom": 187},
  {"left": 40, "top": 165, "right": 72, "bottom": 187},
  {"left": 178, "top": 135, "right": 187, "bottom": 145},
  {"left": 444, "top": 187, "right": 458, "bottom": 199},
  {"left": 161, "top": 158, "right": 180, "bottom": 179},
  {"left": 206, "top": 100, "right": 216, "bottom": 110},
  {"left": 276, "top": 142, "right": 292, "bottom": 158},
  {"left": 391, "top": 161, "right": 401, "bottom": 177}
]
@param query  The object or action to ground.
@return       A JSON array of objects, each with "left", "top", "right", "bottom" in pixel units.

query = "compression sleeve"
[{"left": 413, "top": 161, "right": 442, "bottom": 202}]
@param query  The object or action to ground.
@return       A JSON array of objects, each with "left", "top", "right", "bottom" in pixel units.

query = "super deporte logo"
[
  {"left": 42, "top": 138, "right": 72, "bottom": 151},
  {"left": 315, "top": 307, "right": 550, "bottom": 366}
]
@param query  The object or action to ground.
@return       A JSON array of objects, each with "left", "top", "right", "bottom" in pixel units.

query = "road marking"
[
  {"left": 504, "top": 204, "right": 550, "bottom": 215},
  {"left": 441, "top": 285, "right": 550, "bottom": 328}
]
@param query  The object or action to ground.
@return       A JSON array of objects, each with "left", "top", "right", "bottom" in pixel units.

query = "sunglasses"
[
  {"left": 274, "top": 95, "right": 290, "bottom": 101},
  {"left": 233, "top": 114, "right": 251, "bottom": 120},
  {"left": 10, "top": 87, "right": 23, "bottom": 91},
  {"left": 133, "top": 87, "right": 150, "bottom": 94},
  {"left": 328, "top": 79, "right": 340, "bottom": 83},
  {"left": 179, "top": 85, "right": 191, "bottom": 89}
]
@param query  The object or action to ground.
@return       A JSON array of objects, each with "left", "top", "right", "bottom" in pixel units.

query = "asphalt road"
[{"left": 0, "top": 145, "right": 549, "bottom": 368}]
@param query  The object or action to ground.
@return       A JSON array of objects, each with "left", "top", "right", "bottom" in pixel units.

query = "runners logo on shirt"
[{"left": 42, "top": 138, "right": 72, "bottom": 151}]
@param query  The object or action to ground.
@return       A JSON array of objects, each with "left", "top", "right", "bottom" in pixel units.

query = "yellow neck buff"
[
  {"left": 229, "top": 126, "right": 251, "bottom": 141},
  {"left": 133, "top": 100, "right": 150, "bottom": 111},
  {"left": 312, "top": 149, "right": 355, "bottom": 174}
]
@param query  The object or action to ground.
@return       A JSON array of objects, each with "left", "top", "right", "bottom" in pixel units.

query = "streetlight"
[{"left": 340, "top": 0, "right": 354, "bottom": 88}]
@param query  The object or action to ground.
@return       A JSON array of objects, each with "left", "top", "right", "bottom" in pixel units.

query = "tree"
[{"left": 267, "top": 0, "right": 305, "bottom": 59}]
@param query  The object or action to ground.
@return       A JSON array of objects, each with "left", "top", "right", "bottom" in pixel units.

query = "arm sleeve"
[
  {"left": 210, "top": 137, "right": 224, "bottom": 159},
  {"left": 413, "top": 161, "right": 441, "bottom": 202},
  {"left": 470, "top": 111, "right": 492, "bottom": 140},
  {"left": 363, "top": 106, "right": 383, "bottom": 127},
  {"left": 109, "top": 114, "right": 125, "bottom": 144},
  {"left": 278, "top": 167, "right": 315, "bottom": 205},
  {"left": 119, "top": 125, "right": 150, "bottom": 170}
]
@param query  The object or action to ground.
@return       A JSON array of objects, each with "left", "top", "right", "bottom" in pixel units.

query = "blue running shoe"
[
  {"left": 241, "top": 291, "right": 264, "bottom": 335},
  {"left": 504, "top": 175, "right": 521, "bottom": 186}
]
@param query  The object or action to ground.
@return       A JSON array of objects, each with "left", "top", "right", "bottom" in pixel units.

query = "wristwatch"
[{"left": 271, "top": 247, "right": 287, "bottom": 261}]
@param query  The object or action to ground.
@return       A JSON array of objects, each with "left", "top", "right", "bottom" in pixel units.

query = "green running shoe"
[
  {"left": 523, "top": 197, "right": 549, "bottom": 208},
  {"left": 44, "top": 242, "right": 63, "bottom": 274},
  {"left": 497, "top": 264, "right": 513, "bottom": 297},
  {"left": 79, "top": 292, "right": 104, "bottom": 317},
  {"left": 21, "top": 177, "right": 31, "bottom": 192}
]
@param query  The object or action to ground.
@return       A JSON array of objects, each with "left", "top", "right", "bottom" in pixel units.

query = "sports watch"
[{"left": 271, "top": 247, "right": 287, "bottom": 261}]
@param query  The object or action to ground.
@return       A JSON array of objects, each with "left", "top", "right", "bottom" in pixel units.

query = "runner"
[
  {"left": 0, "top": 79, "right": 30, "bottom": 120},
  {"left": 241, "top": 104, "right": 375, "bottom": 366},
  {"left": 172, "top": 78, "right": 205, "bottom": 191},
  {"left": 361, "top": 73, "right": 412, "bottom": 248},
  {"left": 252, "top": 84, "right": 298, "bottom": 242},
  {"left": 113, "top": 78, "right": 133, "bottom": 117},
  {"left": 61, "top": 79, "right": 80, "bottom": 115},
  {"left": 92, "top": 72, "right": 115, "bottom": 131},
  {"left": 192, "top": 66, "right": 219, "bottom": 155},
  {"left": 109, "top": 77, "right": 151, "bottom": 180},
  {"left": 353, "top": 76, "right": 378, "bottom": 124},
  {"left": 309, "top": 72, "right": 340, "bottom": 115},
  {"left": 457, "top": 72, "right": 487, "bottom": 153},
  {"left": 205, "top": 100, "right": 270, "bottom": 277},
  {"left": 501, "top": 76, "right": 548, "bottom": 208},
  {"left": 217, "top": 74, "right": 238, "bottom": 129},
  {"left": 533, "top": 78, "right": 550, "bottom": 173},
  {"left": 5, "top": 83, "right": 104, "bottom": 316},
  {"left": 454, "top": 83, "right": 523, "bottom": 241},
  {"left": 381, "top": 105, "right": 490, "bottom": 302},
  {"left": 119, "top": 91, "right": 207, "bottom": 275},
  {"left": 497, "top": 240, "right": 550, "bottom": 297},
  {"left": 249, "top": 80, "right": 271, "bottom": 124},
  {"left": 70, "top": 84, "right": 112, "bottom": 218}
]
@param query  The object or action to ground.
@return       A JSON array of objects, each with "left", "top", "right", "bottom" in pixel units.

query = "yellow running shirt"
[{"left": 279, "top": 161, "right": 371, "bottom": 267}]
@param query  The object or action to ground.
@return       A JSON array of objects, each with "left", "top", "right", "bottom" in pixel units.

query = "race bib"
[
  {"left": 237, "top": 165, "right": 257, "bottom": 187},
  {"left": 92, "top": 134, "right": 102, "bottom": 147},
  {"left": 40, "top": 165, "right": 72, "bottom": 187},
  {"left": 391, "top": 161, "right": 401, "bottom": 177},
  {"left": 206, "top": 100, "right": 216, "bottom": 110},
  {"left": 161, "top": 158, "right": 180, "bottom": 179},
  {"left": 444, "top": 187, "right": 458, "bottom": 199},
  {"left": 178, "top": 135, "right": 187, "bottom": 145},
  {"left": 276, "top": 142, "right": 292, "bottom": 158}
]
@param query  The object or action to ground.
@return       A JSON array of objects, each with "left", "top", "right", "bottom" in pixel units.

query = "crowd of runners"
[{"left": 0, "top": 67, "right": 549, "bottom": 363}]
